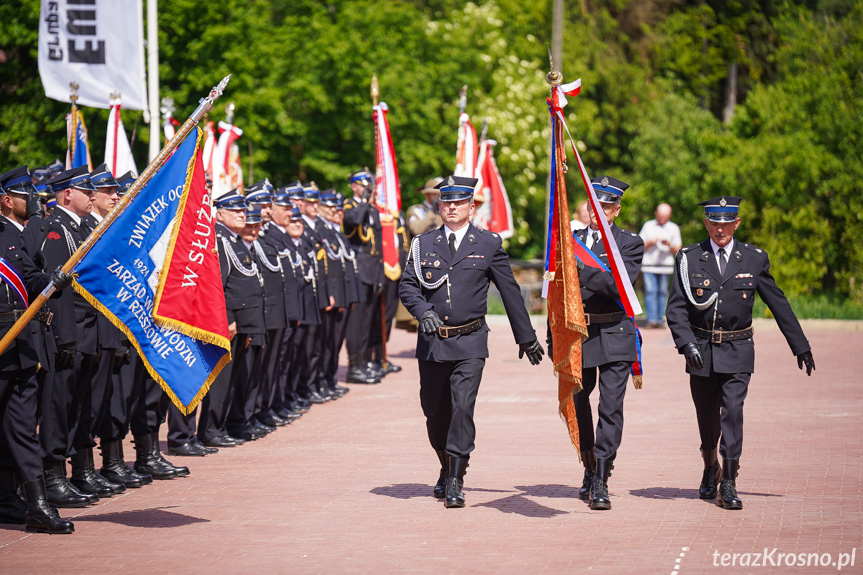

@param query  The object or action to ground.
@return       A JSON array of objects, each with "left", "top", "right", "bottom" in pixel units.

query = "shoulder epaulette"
[
  {"left": 741, "top": 242, "right": 764, "bottom": 255},
  {"left": 681, "top": 244, "right": 700, "bottom": 253}
]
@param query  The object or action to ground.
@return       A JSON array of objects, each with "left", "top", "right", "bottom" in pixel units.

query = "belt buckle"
[
  {"left": 714, "top": 330, "right": 723, "bottom": 344},
  {"left": 585, "top": 314, "right": 591, "bottom": 326},
  {"left": 438, "top": 325, "right": 449, "bottom": 339},
  {"left": 45, "top": 312, "right": 54, "bottom": 326}
]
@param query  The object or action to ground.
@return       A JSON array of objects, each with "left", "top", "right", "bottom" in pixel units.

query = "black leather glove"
[
  {"left": 362, "top": 184, "right": 374, "bottom": 202},
  {"left": 681, "top": 342, "right": 703, "bottom": 370},
  {"left": 55, "top": 343, "right": 77, "bottom": 370},
  {"left": 576, "top": 258, "right": 585, "bottom": 274},
  {"left": 50, "top": 268, "right": 74, "bottom": 291},
  {"left": 546, "top": 335, "right": 553, "bottom": 362},
  {"left": 518, "top": 339, "right": 545, "bottom": 365},
  {"left": 797, "top": 350, "right": 815, "bottom": 376},
  {"left": 26, "top": 192, "right": 44, "bottom": 219},
  {"left": 419, "top": 310, "right": 444, "bottom": 335}
]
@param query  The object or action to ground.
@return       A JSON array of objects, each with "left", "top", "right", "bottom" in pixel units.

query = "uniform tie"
[
  {"left": 718, "top": 247, "right": 727, "bottom": 276},
  {"left": 592, "top": 231, "right": 601, "bottom": 249},
  {"left": 448, "top": 233, "right": 457, "bottom": 257}
]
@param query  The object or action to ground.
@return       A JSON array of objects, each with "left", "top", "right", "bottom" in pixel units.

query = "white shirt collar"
[
  {"left": 242, "top": 239, "right": 253, "bottom": 250},
  {"left": 585, "top": 227, "right": 602, "bottom": 248},
  {"left": 291, "top": 238, "right": 301, "bottom": 247},
  {"left": 91, "top": 212, "right": 104, "bottom": 223},
  {"left": 443, "top": 224, "right": 470, "bottom": 251},
  {"left": 55, "top": 205, "right": 82, "bottom": 225},
  {"left": 219, "top": 223, "right": 238, "bottom": 238},
  {"left": 302, "top": 214, "right": 316, "bottom": 229},
  {"left": 709, "top": 237, "right": 734, "bottom": 257},
  {"left": 272, "top": 222, "right": 287, "bottom": 235}
]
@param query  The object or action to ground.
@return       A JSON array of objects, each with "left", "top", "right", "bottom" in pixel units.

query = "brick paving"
[{"left": 1, "top": 317, "right": 861, "bottom": 574}]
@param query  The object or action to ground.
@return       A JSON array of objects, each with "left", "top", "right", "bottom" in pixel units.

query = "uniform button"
[
  {"left": 720, "top": 286, "right": 724, "bottom": 290},
  {"left": 718, "top": 315, "right": 723, "bottom": 319},
  {"left": 449, "top": 267, "right": 453, "bottom": 271},
  {"left": 444, "top": 316, "right": 449, "bottom": 321},
  {"left": 718, "top": 300, "right": 722, "bottom": 304}
]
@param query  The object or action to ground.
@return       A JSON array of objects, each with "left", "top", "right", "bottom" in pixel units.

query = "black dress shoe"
[
  {"left": 167, "top": 442, "right": 206, "bottom": 457},
  {"left": 203, "top": 436, "right": 237, "bottom": 448},
  {"left": 193, "top": 439, "right": 218, "bottom": 454},
  {"left": 384, "top": 361, "right": 402, "bottom": 374},
  {"left": 225, "top": 435, "right": 246, "bottom": 445},
  {"left": 276, "top": 408, "right": 301, "bottom": 421},
  {"left": 254, "top": 421, "right": 276, "bottom": 434},
  {"left": 717, "top": 459, "right": 742, "bottom": 510},
  {"left": 306, "top": 391, "right": 326, "bottom": 404},
  {"left": 433, "top": 469, "right": 447, "bottom": 499},
  {"left": 100, "top": 440, "right": 144, "bottom": 488},
  {"left": 229, "top": 429, "right": 255, "bottom": 442},
  {"left": 133, "top": 435, "right": 177, "bottom": 480},
  {"left": 444, "top": 477, "right": 465, "bottom": 508},
  {"left": 259, "top": 414, "right": 287, "bottom": 427},
  {"left": 589, "top": 458, "right": 612, "bottom": 510},
  {"left": 70, "top": 452, "right": 115, "bottom": 498}
]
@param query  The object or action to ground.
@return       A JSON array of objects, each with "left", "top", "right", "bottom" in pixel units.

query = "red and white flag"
[
  {"left": 455, "top": 113, "right": 478, "bottom": 177},
  {"left": 104, "top": 100, "right": 138, "bottom": 177},
  {"left": 475, "top": 138, "right": 514, "bottom": 239},
  {"left": 201, "top": 121, "right": 217, "bottom": 181},
  {"left": 373, "top": 102, "right": 402, "bottom": 281},
  {"left": 213, "top": 121, "right": 243, "bottom": 197}
]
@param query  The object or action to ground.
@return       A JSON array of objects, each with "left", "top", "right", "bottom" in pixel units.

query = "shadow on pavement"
[
  {"left": 74, "top": 506, "right": 210, "bottom": 528},
  {"left": 371, "top": 483, "right": 432, "bottom": 499},
  {"left": 514, "top": 484, "right": 581, "bottom": 499},
  {"left": 475, "top": 494, "right": 568, "bottom": 518},
  {"left": 629, "top": 487, "right": 702, "bottom": 499}
]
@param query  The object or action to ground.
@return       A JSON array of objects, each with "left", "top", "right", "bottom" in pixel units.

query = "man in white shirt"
[{"left": 638, "top": 203, "right": 682, "bottom": 328}]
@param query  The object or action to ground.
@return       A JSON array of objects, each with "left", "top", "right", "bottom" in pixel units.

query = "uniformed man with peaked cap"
[
  {"left": 399, "top": 175, "right": 544, "bottom": 509},
  {"left": 666, "top": 196, "right": 814, "bottom": 510},
  {"left": 548, "top": 175, "right": 644, "bottom": 511}
]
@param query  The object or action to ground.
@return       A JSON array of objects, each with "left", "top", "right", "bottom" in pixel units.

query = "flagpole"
[
  {"left": 370, "top": 75, "right": 390, "bottom": 371},
  {"left": 0, "top": 75, "right": 232, "bottom": 357}
]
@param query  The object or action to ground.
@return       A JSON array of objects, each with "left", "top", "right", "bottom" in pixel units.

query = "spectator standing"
[{"left": 639, "top": 203, "right": 681, "bottom": 328}]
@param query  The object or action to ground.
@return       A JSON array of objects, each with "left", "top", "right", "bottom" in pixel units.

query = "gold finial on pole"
[
  {"left": 546, "top": 45, "right": 562, "bottom": 86},
  {"left": 69, "top": 82, "right": 80, "bottom": 105},
  {"left": 371, "top": 75, "right": 379, "bottom": 107}
]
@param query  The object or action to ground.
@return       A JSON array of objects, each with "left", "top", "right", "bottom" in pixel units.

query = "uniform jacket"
[
  {"left": 261, "top": 225, "right": 303, "bottom": 323},
  {"left": 574, "top": 223, "right": 644, "bottom": 368},
  {"left": 299, "top": 218, "right": 331, "bottom": 309},
  {"left": 216, "top": 222, "right": 266, "bottom": 338},
  {"left": 399, "top": 223, "right": 535, "bottom": 362},
  {"left": 342, "top": 197, "right": 385, "bottom": 286},
  {"left": 0, "top": 221, "right": 53, "bottom": 372},
  {"left": 35, "top": 208, "right": 98, "bottom": 354},
  {"left": 328, "top": 223, "right": 360, "bottom": 306},
  {"left": 666, "top": 238, "right": 810, "bottom": 376},
  {"left": 81, "top": 213, "right": 121, "bottom": 350},
  {"left": 252, "top": 239, "right": 288, "bottom": 331},
  {"left": 318, "top": 218, "right": 348, "bottom": 308}
]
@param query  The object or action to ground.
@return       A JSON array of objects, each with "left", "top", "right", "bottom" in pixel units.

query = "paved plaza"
[{"left": 1, "top": 317, "right": 860, "bottom": 574}]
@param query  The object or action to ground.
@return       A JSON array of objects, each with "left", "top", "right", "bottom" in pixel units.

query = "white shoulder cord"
[
  {"left": 680, "top": 252, "right": 718, "bottom": 310},
  {"left": 253, "top": 240, "right": 282, "bottom": 273},
  {"left": 221, "top": 236, "right": 259, "bottom": 277}
]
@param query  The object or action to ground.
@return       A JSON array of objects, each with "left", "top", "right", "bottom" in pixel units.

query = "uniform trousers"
[
  {"left": 288, "top": 323, "right": 309, "bottom": 405},
  {"left": 99, "top": 346, "right": 139, "bottom": 441},
  {"left": 227, "top": 341, "right": 264, "bottom": 432},
  {"left": 689, "top": 371, "right": 750, "bottom": 460},
  {"left": 71, "top": 349, "right": 115, "bottom": 451},
  {"left": 0, "top": 366, "right": 42, "bottom": 481},
  {"left": 328, "top": 309, "right": 349, "bottom": 386},
  {"left": 129, "top": 376, "right": 168, "bottom": 438},
  {"left": 267, "top": 324, "right": 296, "bottom": 414},
  {"left": 319, "top": 309, "right": 340, "bottom": 388},
  {"left": 418, "top": 358, "right": 485, "bottom": 458},
  {"left": 167, "top": 404, "right": 197, "bottom": 448},
  {"left": 39, "top": 363, "right": 75, "bottom": 463},
  {"left": 575, "top": 361, "right": 632, "bottom": 460},
  {"left": 346, "top": 283, "right": 382, "bottom": 356},
  {"left": 197, "top": 336, "right": 239, "bottom": 441},
  {"left": 302, "top": 323, "right": 324, "bottom": 393}
]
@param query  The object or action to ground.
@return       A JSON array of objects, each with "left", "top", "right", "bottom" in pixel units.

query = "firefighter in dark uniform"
[
  {"left": 261, "top": 192, "right": 306, "bottom": 420},
  {"left": 0, "top": 167, "right": 74, "bottom": 534},
  {"left": 297, "top": 184, "right": 336, "bottom": 402},
  {"left": 548, "top": 176, "right": 644, "bottom": 511},
  {"left": 343, "top": 169, "right": 385, "bottom": 384},
  {"left": 318, "top": 190, "right": 350, "bottom": 397},
  {"left": 665, "top": 196, "right": 814, "bottom": 510},
  {"left": 199, "top": 190, "right": 260, "bottom": 446},
  {"left": 399, "top": 175, "right": 544, "bottom": 509}
]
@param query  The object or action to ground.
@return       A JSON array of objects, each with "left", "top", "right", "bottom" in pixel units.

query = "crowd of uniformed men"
[{"left": 0, "top": 162, "right": 425, "bottom": 534}]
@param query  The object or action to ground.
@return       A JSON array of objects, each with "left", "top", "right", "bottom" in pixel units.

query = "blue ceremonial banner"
[
  {"left": 67, "top": 108, "right": 92, "bottom": 170},
  {"left": 72, "top": 129, "right": 230, "bottom": 413}
]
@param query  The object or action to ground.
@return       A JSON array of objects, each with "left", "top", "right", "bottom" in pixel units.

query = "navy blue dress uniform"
[
  {"left": 298, "top": 185, "right": 335, "bottom": 403},
  {"left": 0, "top": 167, "right": 75, "bottom": 534},
  {"left": 199, "top": 191, "right": 264, "bottom": 446},
  {"left": 665, "top": 196, "right": 814, "bottom": 510},
  {"left": 262, "top": 203, "right": 309, "bottom": 417},
  {"left": 549, "top": 176, "right": 644, "bottom": 510},
  {"left": 343, "top": 169, "right": 386, "bottom": 383},
  {"left": 399, "top": 175, "right": 543, "bottom": 508}
]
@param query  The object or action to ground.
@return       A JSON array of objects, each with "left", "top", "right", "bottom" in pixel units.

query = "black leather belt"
[
  {"left": 0, "top": 309, "right": 53, "bottom": 326},
  {"left": 691, "top": 325, "right": 753, "bottom": 344},
  {"left": 438, "top": 317, "right": 485, "bottom": 339},
  {"left": 584, "top": 311, "right": 626, "bottom": 325}
]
